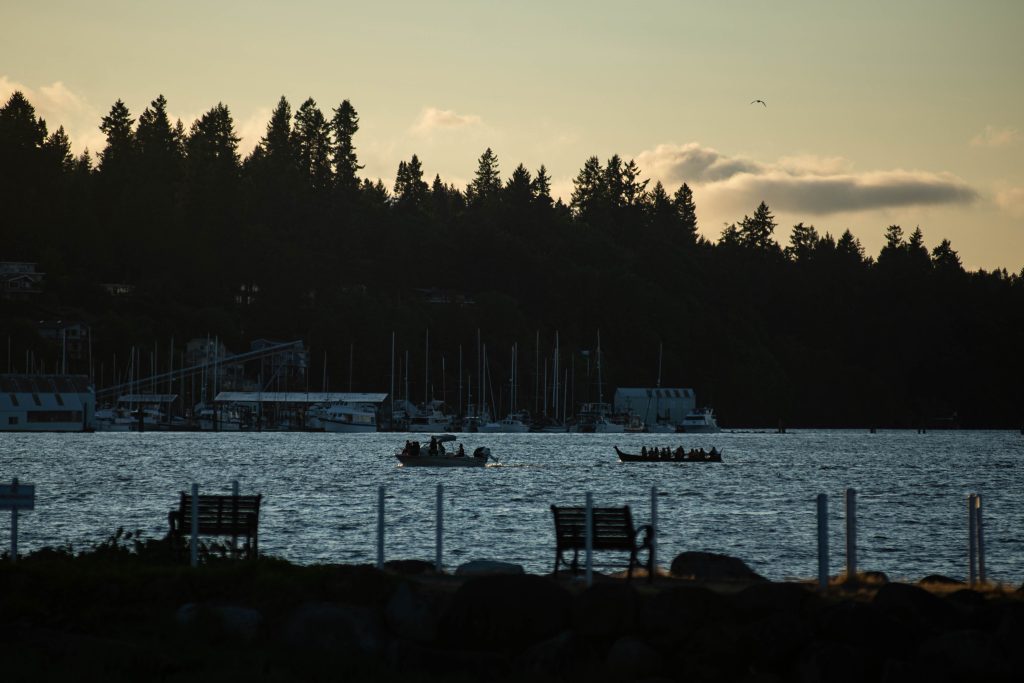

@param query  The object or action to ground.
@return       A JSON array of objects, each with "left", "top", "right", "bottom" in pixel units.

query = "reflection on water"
[{"left": 2, "top": 430, "right": 1021, "bottom": 581}]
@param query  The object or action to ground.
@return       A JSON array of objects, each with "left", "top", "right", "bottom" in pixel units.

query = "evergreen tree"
[
  {"left": 531, "top": 164, "right": 552, "bottom": 208},
  {"left": 258, "top": 96, "right": 296, "bottom": 171},
  {"left": 785, "top": 222, "right": 820, "bottom": 262},
  {"left": 672, "top": 183, "right": 698, "bottom": 242},
  {"left": 621, "top": 158, "right": 648, "bottom": 207},
  {"left": 394, "top": 154, "right": 428, "bottom": 210},
  {"left": 98, "top": 99, "right": 135, "bottom": 174},
  {"left": 504, "top": 163, "right": 533, "bottom": 210},
  {"left": 737, "top": 201, "right": 778, "bottom": 251},
  {"left": 467, "top": 147, "right": 501, "bottom": 206},
  {"left": 836, "top": 229, "right": 866, "bottom": 264},
  {"left": 570, "top": 156, "right": 604, "bottom": 219},
  {"left": 292, "top": 97, "right": 332, "bottom": 192},
  {"left": 647, "top": 181, "right": 675, "bottom": 232},
  {"left": 330, "top": 99, "right": 362, "bottom": 193},
  {"left": 603, "top": 154, "right": 624, "bottom": 209},
  {"left": 136, "top": 95, "right": 179, "bottom": 166},
  {"left": 42, "top": 126, "right": 75, "bottom": 174},
  {"left": 931, "top": 239, "right": 963, "bottom": 274}
]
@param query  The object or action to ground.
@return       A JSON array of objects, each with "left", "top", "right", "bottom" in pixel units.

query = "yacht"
[
  {"left": 406, "top": 400, "right": 454, "bottom": 433},
  {"left": 571, "top": 402, "right": 625, "bottom": 433},
  {"left": 679, "top": 407, "right": 720, "bottom": 433},
  {"left": 480, "top": 410, "right": 531, "bottom": 433},
  {"left": 315, "top": 401, "right": 378, "bottom": 433}
]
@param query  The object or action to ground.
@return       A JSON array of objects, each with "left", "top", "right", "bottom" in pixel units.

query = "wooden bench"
[
  {"left": 168, "top": 493, "right": 262, "bottom": 559},
  {"left": 550, "top": 505, "right": 653, "bottom": 580}
]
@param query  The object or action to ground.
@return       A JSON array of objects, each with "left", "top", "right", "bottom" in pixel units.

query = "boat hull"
[
  {"left": 614, "top": 446, "right": 722, "bottom": 463},
  {"left": 396, "top": 455, "right": 487, "bottom": 467}
]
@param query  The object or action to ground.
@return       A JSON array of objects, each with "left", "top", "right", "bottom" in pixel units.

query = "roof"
[
  {"left": 214, "top": 391, "right": 388, "bottom": 404},
  {"left": 614, "top": 387, "right": 694, "bottom": 399},
  {"left": 117, "top": 394, "right": 179, "bottom": 404},
  {"left": 0, "top": 374, "right": 92, "bottom": 394}
]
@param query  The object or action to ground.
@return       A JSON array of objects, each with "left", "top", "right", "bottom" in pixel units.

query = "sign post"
[{"left": 0, "top": 478, "right": 36, "bottom": 562}]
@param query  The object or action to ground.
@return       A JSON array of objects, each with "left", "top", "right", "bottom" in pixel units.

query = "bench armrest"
[{"left": 633, "top": 524, "right": 654, "bottom": 551}]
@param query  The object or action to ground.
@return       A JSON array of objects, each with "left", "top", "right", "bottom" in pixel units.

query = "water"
[{"left": 1, "top": 430, "right": 1021, "bottom": 583}]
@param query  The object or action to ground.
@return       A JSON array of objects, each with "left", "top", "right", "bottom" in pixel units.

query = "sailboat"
[{"left": 481, "top": 343, "right": 531, "bottom": 432}]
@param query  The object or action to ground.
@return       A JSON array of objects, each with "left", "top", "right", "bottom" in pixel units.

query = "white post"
[
  {"left": 968, "top": 493, "right": 977, "bottom": 586},
  {"left": 376, "top": 485, "right": 385, "bottom": 569},
  {"left": 585, "top": 492, "right": 593, "bottom": 586},
  {"left": 845, "top": 488, "right": 857, "bottom": 581},
  {"left": 817, "top": 493, "right": 829, "bottom": 590},
  {"left": 435, "top": 483, "right": 444, "bottom": 572},
  {"left": 231, "top": 480, "right": 240, "bottom": 556},
  {"left": 975, "top": 494, "right": 986, "bottom": 584},
  {"left": 650, "top": 486, "right": 658, "bottom": 580},
  {"left": 10, "top": 507, "right": 17, "bottom": 563},
  {"left": 190, "top": 483, "right": 199, "bottom": 568}
]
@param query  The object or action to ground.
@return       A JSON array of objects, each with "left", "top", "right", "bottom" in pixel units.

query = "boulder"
[
  {"left": 606, "top": 636, "right": 664, "bottom": 680},
  {"left": 573, "top": 582, "right": 640, "bottom": 638},
  {"left": 733, "top": 582, "right": 820, "bottom": 617},
  {"left": 455, "top": 560, "right": 525, "bottom": 577},
  {"left": 815, "top": 600, "right": 907, "bottom": 660},
  {"left": 439, "top": 574, "right": 572, "bottom": 652},
  {"left": 175, "top": 602, "right": 263, "bottom": 641},
  {"left": 919, "top": 574, "right": 964, "bottom": 586},
  {"left": 798, "top": 641, "right": 868, "bottom": 683},
  {"left": 389, "top": 639, "right": 506, "bottom": 677},
  {"left": 516, "top": 630, "right": 600, "bottom": 678},
  {"left": 873, "top": 583, "right": 956, "bottom": 630},
  {"left": 639, "top": 585, "right": 735, "bottom": 637},
  {"left": 739, "top": 612, "right": 811, "bottom": 672},
  {"left": 385, "top": 582, "right": 447, "bottom": 643},
  {"left": 383, "top": 559, "right": 437, "bottom": 575},
  {"left": 283, "top": 601, "right": 387, "bottom": 655},
  {"left": 670, "top": 551, "right": 766, "bottom": 582},
  {"left": 916, "top": 629, "right": 1011, "bottom": 679}
]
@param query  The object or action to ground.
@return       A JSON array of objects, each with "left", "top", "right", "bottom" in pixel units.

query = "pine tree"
[
  {"left": 504, "top": 163, "right": 533, "bottom": 210},
  {"left": 292, "top": 98, "right": 332, "bottom": 192},
  {"left": 531, "top": 164, "right": 552, "bottom": 207},
  {"left": 467, "top": 147, "right": 501, "bottom": 206},
  {"left": 98, "top": 99, "right": 135, "bottom": 174},
  {"left": 785, "top": 222, "right": 820, "bottom": 262},
  {"left": 331, "top": 99, "right": 362, "bottom": 193},
  {"left": 737, "top": 201, "right": 778, "bottom": 251},
  {"left": 42, "top": 126, "right": 75, "bottom": 174},
  {"left": 672, "top": 183, "right": 698, "bottom": 242},
  {"left": 621, "top": 158, "right": 648, "bottom": 207},
  {"left": 394, "top": 154, "right": 428, "bottom": 210},
  {"left": 570, "top": 156, "right": 604, "bottom": 219}
]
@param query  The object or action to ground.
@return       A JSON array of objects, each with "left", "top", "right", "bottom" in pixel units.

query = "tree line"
[{"left": 1, "top": 91, "right": 1022, "bottom": 427}]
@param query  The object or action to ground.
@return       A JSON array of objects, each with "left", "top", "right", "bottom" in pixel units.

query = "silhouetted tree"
[
  {"left": 330, "top": 99, "right": 362, "bottom": 194},
  {"left": 292, "top": 98, "right": 332, "bottom": 192}
]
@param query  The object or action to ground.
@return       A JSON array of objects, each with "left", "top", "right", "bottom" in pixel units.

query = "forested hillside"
[{"left": 2, "top": 92, "right": 1022, "bottom": 427}]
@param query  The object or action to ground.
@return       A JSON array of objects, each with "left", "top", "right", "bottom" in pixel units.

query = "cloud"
[
  {"left": 635, "top": 142, "right": 977, "bottom": 215},
  {"left": 411, "top": 107, "right": 482, "bottom": 136},
  {"left": 995, "top": 187, "right": 1024, "bottom": 217},
  {"left": 971, "top": 125, "right": 1021, "bottom": 148},
  {"left": 0, "top": 75, "right": 104, "bottom": 154}
]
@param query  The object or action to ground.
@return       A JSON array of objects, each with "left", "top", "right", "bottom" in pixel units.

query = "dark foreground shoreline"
[{"left": 2, "top": 542, "right": 1022, "bottom": 682}]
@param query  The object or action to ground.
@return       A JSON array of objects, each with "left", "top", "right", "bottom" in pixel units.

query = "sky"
[{"left": 3, "top": 0, "right": 1023, "bottom": 270}]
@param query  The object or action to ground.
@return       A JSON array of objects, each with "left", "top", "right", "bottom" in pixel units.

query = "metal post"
[
  {"left": 845, "top": 488, "right": 857, "bottom": 581},
  {"left": 975, "top": 495, "right": 986, "bottom": 584},
  {"left": 190, "top": 483, "right": 199, "bottom": 568},
  {"left": 435, "top": 484, "right": 444, "bottom": 572},
  {"left": 585, "top": 492, "right": 593, "bottom": 586},
  {"left": 968, "top": 493, "right": 977, "bottom": 586},
  {"left": 376, "top": 485, "right": 385, "bottom": 569},
  {"left": 817, "top": 493, "right": 829, "bottom": 590},
  {"left": 231, "top": 480, "right": 240, "bottom": 557},
  {"left": 650, "top": 486, "right": 658, "bottom": 581},
  {"left": 10, "top": 507, "right": 17, "bottom": 563}
]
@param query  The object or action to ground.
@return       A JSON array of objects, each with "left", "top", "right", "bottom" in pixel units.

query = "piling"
[
  {"left": 968, "top": 493, "right": 978, "bottom": 586},
  {"left": 976, "top": 494, "right": 986, "bottom": 584},
  {"left": 817, "top": 493, "right": 829, "bottom": 590},
  {"left": 435, "top": 483, "right": 444, "bottom": 573},
  {"left": 585, "top": 492, "right": 593, "bottom": 587},
  {"left": 376, "top": 485, "right": 385, "bottom": 569},
  {"left": 650, "top": 485, "right": 658, "bottom": 581},
  {"left": 845, "top": 488, "right": 857, "bottom": 580},
  {"left": 231, "top": 480, "right": 240, "bottom": 556},
  {"left": 190, "top": 483, "right": 198, "bottom": 568}
]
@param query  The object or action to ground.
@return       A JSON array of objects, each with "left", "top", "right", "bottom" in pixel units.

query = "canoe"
[{"left": 614, "top": 446, "right": 722, "bottom": 463}]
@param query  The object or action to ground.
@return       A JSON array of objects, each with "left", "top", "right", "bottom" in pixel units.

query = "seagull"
[{"left": 750, "top": 99, "right": 767, "bottom": 107}]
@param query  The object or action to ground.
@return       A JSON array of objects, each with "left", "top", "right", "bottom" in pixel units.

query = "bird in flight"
[{"left": 751, "top": 99, "right": 767, "bottom": 107}]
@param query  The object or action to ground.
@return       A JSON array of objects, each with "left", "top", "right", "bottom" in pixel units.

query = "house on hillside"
[{"left": 1, "top": 261, "right": 44, "bottom": 299}]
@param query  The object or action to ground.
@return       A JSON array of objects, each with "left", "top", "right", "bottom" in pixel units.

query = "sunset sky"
[{"left": 3, "top": 0, "right": 1022, "bottom": 270}]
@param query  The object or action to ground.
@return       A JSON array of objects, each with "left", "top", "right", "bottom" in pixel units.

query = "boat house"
[
  {"left": 613, "top": 387, "right": 696, "bottom": 427},
  {"left": 0, "top": 374, "right": 95, "bottom": 431}
]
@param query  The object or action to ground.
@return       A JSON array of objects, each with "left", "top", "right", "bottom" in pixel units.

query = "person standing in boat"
[{"left": 429, "top": 436, "right": 437, "bottom": 455}]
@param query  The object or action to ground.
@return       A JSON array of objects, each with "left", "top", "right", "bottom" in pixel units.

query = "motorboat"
[
  {"left": 405, "top": 400, "right": 454, "bottom": 433},
  {"left": 480, "top": 410, "right": 531, "bottom": 433},
  {"left": 314, "top": 401, "right": 378, "bottom": 433},
  {"left": 678, "top": 407, "right": 720, "bottom": 433},
  {"left": 396, "top": 434, "right": 492, "bottom": 467}
]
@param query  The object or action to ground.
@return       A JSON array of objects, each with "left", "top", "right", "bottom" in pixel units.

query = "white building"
[
  {"left": 0, "top": 374, "right": 96, "bottom": 431},
  {"left": 613, "top": 387, "right": 696, "bottom": 426}
]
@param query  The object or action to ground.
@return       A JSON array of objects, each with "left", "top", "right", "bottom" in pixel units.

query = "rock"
[
  {"left": 516, "top": 630, "right": 599, "bottom": 678},
  {"left": 873, "top": 583, "right": 956, "bottom": 630},
  {"left": 861, "top": 570, "right": 889, "bottom": 584},
  {"left": 455, "top": 560, "right": 525, "bottom": 576},
  {"left": 573, "top": 582, "right": 640, "bottom": 638},
  {"left": 383, "top": 559, "right": 437, "bottom": 575},
  {"left": 175, "top": 602, "right": 263, "bottom": 641},
  {"left": 733, "top": 582, "right": 820, "bottom": 617},
  {"left": 439, "top": 574, "right": 572, "bottom": 652},
  {"left": 389, "top": 639, "right": 506, "bottom": 677},
  {"left": 798, "top": 641, "right": 868, "bottom": 683},
  {"left": 385, "top": 582, "right": 446, "bottom": 643},
  {"left": 919, "top": 574, "right": 964, "bottom": 586},
  {"left": 916, "top": 629, "right": 1011, "bottom": 678},
  {"left": 815, "top": 600, "right": 907, "bottom": 660},
  {"left": 606, "top": 636, "right": 663, "bottom": 680},
  {"left": 740, "top": 612, "right": 810, "bottom": 673},
  {"left": 670, "top": 551, "right": 766, "bottom": 582},
  {"left": 639, "top": 585, "right": 735, "bottom": 638},
  {"left": 284, "top": 601, "right": 387, "bottom": 655}
]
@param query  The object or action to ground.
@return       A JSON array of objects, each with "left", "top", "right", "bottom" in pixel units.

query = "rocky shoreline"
[{"left": 1, "top": 544, "right": 1021, "bottom": 681}]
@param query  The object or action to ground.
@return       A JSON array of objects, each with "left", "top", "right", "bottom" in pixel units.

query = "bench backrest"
[
  {"left": 178, "top": 494, "right": 261, "bottom": 535},
  {"left": 551, "top": 505, "right": 636, "bottom": 550}
]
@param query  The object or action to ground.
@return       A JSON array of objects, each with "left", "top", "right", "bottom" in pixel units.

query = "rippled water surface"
[{"left": 2, "top": 430, "right": 1022, "bottom": 582}]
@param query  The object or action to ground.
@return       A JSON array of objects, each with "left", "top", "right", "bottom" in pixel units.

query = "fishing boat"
[
  {"left": 614, "top": 445, "right": 722, "bottom": 462},
  {"left": 396, "top": 434, "right": 492, "bottom": 467}
]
